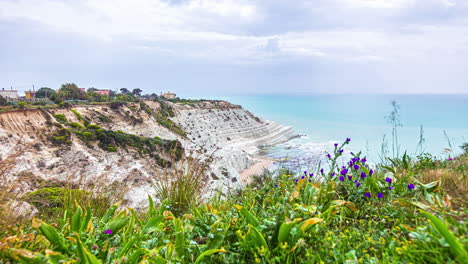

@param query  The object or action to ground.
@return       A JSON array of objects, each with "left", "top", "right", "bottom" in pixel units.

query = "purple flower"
[
  {"left": 347, "top": 175, "right": 352, "bottom": 180},
  {"left": 385, "top": 177, "right": 392, "bottom": 184},
  {"left": 378, "top": 193, "right": 384, "bottom": 199},
  {"left": 339, "top": 149, "right": 344, "bottom": 153},
  {"left": 339, "top": 176, "right": 345, "bottom": 182},
  {"left": 301, "top": 176, "right": 305, "bottom": 179},
  {"left": 304, "top": 171, "right": 307, "bottom": 175},
  {"left": 104, "top": 229, "right": 113, "bottom": 235},
  {"left": 361, "top": 157, "right": 367, "bottom": 163},
  {"left": 408, "top": 183, "right": 415, "bottom": 190},
  {"left": 356, "top": 182, "right": 361, "bottom": 187},
  {"left": 365, "top": 192, "right": 371, "bottom": 198},
  {"left": 352, "top": 157, "right": 358, "bottom": 163},
  {"left": 340, "top": 168, "right": 348, "bottom": 175},
  {"left": 346, "top": 138, "right": 351, "bottom": 142},
  {"left": 309, "top": 173, "right": 314, "bottom": 177},
  {"left": 369, "top": 169, "right": 374, "bottom": 175},
  {"left": 327, "top": 153, "right": 332, "bottom": 158},
  {"left": 388, "top": 186, "right": 394, "bottom": 190},
  {"left": 354, "top": 164, "right": 360, "bottom": 170},
  {"left": 334, "top": 143, "right": 338, "bottom": 147},
  {"left": 294, "top": 179, "right": 298, "bottom": 183},
  {"left": 330, "top": 172, "right": 335, "bottom": 177},
  {"left": 354, "top": 180, "right": 358, "bottom": 183},
  {"left": 360, "top": 172, "right": 367, "bottom": 178},
  {"left": 350, "top": 152, "right": 354, "bottom": 155},
  {"left": 274, "top": 184, "right": 279, "bottom": 187},
  {"left": 320, "top": 168, "right": 324, "bottom": 174},
  {"left": 448, "top": 158, "right": 453, "bottom": 161}
]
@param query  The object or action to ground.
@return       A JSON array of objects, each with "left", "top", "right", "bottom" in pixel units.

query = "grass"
[{"left": 0, "top": 140, "right": 466, "bottom": 263}]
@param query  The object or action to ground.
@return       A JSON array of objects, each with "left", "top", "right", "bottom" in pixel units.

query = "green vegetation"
[
  {"left": 0, "top": 140, "right": 466, "bottom": 263},
  {"left": 50, "top": 128, "right": 72, "bottom": 145},
  {"left": 140, "top": 101, "right": 187, "bottom": 137},
  {"left": 0, "top": 95, "right": 7, "bottom": 106},
  {"left": 35, "top": 87, "right": 56, "bottom": 98},
  {"left": 48, "top": 112, "right": 184, "bottom": 167},
  {"left": 17, "top": 102, "right": 27, "bottom": 109},
  {"left": 24, "top": 187, "right": 112, "bottom": 220},
  {"left": 52, "top": 114, "right": 68, "bottom": 124}
]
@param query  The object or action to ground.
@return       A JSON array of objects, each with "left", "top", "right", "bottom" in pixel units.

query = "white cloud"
[{"left": 0, "top": 0, "right": 467, "bottom": 65}]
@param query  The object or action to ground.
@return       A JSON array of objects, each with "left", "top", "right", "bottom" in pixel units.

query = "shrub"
[
  {"left": 107, "top": 145, "right": 118, "bottom": 152},
  {"left": 69, "top": 122, "right": 85, "bottom": 129},
  {"left": 81, "top": 131, "right": 94, "bottom": 141},
  {"left": 110, "top": 101, "right": 125, "bottom": 110},
  {"left": 50, "top": 128, "right": 71, "bottom": 145},
  {"left": 86, "top": 124, "right": 101, "bottom": 130},
  {"left": 52, "top": 114, "right": 68, "bottom": 124},
  {"left": 17, "top": 102, "right": 27, "bottom": 109},
  {"left": 0, "top": 95, "right": 8, "bottom": 106},
  {"left": 154, "top": 156, "right": 209, "bottom": 216}
]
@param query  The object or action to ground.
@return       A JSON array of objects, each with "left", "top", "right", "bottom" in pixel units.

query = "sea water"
[{"left": 214, "top": 94, "right": 468, "bottom": 167}]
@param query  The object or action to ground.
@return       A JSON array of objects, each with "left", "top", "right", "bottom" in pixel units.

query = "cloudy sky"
[{"left": 1, "top": 0, "right": 467, "bottom": 96}]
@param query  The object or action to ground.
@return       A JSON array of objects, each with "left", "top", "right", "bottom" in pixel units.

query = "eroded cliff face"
[{"left": 0, "top": 100, "right": 297, "bottom": 208}]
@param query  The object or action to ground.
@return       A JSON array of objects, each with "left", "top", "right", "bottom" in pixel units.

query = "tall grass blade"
[{"left": 420, "top": 210, "right": 468, "bottom": 262}]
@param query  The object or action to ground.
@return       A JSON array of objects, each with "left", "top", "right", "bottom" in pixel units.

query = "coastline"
[{"left": 240, "top": 156, "right": 275, "bottom": 184}]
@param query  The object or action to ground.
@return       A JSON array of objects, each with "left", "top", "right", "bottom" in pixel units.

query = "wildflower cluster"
[{"left": 324, "top": 138, "right": 417, "bottom": 202}]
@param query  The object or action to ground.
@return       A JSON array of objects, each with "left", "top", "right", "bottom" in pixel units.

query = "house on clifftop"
[
  {"left": 161, "top": 92, "right": 176, "bottom": 99},
  {"left": 0, "top": 88, "right": 19, "bottom": 100}
]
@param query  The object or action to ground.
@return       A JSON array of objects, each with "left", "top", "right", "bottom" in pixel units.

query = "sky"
[{"left": 1, "top": 0, "right": 468, "bottom": 96}]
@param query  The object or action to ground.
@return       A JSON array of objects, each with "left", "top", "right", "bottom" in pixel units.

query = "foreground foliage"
[{"left": 0, "top": 140, "right": 467, "bottom": 263}]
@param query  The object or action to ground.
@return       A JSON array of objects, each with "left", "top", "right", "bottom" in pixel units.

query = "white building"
[{"left": 0, "top": 88, "right": 19, "bottom": 100}]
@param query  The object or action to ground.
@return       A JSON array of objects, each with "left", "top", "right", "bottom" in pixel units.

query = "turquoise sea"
[{"left": 211, "top": 94, "right": 468, "bottom": 166}]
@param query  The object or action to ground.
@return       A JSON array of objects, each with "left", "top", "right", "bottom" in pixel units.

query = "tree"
[
  {"left": 58, "top": 83, "right": 87, "bottom": 100},
  {"left": 0, "top": 95, "right": 7, "bottom": 106},
  {"left": 120, "top": 88, "right": 130, "bottom": 94},
  {"left": 88, "top": 87, "right": 98, "bottom": 93},
  {"left": 35, "top": 87, "right": 56, "bottom": 98},
  {"left": 132, "top": 88, "right": 142, "bottom": 96}
]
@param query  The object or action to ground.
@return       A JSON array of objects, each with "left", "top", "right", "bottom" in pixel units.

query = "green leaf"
[
  {"left": 246, "top": 224, "right": 268, "bottom": 250},
  {"left": 143, "top": 216, "right": 164, "bottom": 233},
  {"left": 194, "top": 249, "right": 227, "bottom": 264},
  {"left": 101, "top": 203, "right": 119, "bottom": 224},
  {"left": 234, "top": 205, "right": 260, "bottom": 227},
  {"left": 81, "top": 206, "right": 92, "bottom": 232},
  {"left": 420, "top": 210, "right": 468, "bottom": 262},
  {"left": 148, "top": 195, "right": 156, "bottom": 217},
  {"left": 277, "top": 220, "right": 297, "bottom": 243},
  {"left": 70, "top": 206, "right": 82, "bottom": 233},
  {"left": 381, "top": 165, "right": 396, "bottom": 174},
  {"left": 104, "top": 214, "right": 130, "bottom": 235},
  {"left": 36, "top": 222, "right": 68, "bottom": 253}
]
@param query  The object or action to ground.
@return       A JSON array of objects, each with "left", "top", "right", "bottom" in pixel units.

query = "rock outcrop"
[{"left": 0, "top": 100, "right": 297, "bottom": 208}]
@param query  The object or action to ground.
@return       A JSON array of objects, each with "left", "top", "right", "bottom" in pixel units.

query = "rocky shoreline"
[{"left": 0, "top": 100, "right": 298, "bottom": 209}]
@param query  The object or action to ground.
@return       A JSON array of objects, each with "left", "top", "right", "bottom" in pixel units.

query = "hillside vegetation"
[{"left": 0, "top": 139, "right": 467, "bottom": 263}]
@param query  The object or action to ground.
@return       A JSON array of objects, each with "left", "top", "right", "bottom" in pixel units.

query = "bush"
[
  {"left": 0, "top": 95, "right": 8, "bottom": 106},
  {"left": 69, "top": 122, "right": 85, "bottom": 129},
  {"left": 17, "top": 102, "right": 27, "bottom": 109},
  {"left": 86, "top": 124, "right": 101, "bottom": 130},
  {"left": 50, "top": 128, "right": 71, "bottom": 144},
  {"left": 52, "top": 114, "right": 68, "bottom": 124}
]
